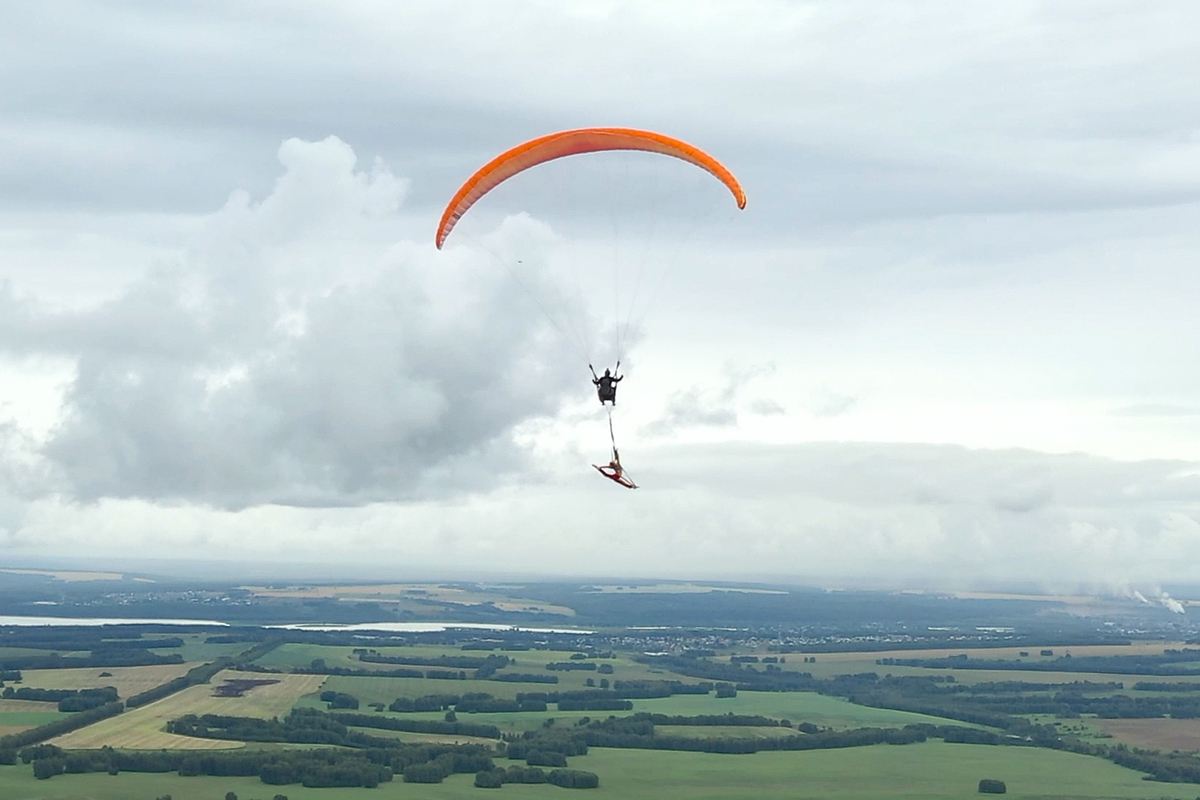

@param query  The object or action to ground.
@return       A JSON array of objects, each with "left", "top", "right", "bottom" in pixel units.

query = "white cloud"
[{"left": 1, "top": 137, "right": 583, "bottom": 509}]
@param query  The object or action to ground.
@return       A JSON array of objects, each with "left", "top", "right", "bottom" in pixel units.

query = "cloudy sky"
[{"left": 3, "top": 1, "right": 1200, "bottom": 589}]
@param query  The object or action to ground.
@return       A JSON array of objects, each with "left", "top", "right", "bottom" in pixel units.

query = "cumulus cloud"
[{"left": 0, "top": 137, "right": 583, "bottom": 509}]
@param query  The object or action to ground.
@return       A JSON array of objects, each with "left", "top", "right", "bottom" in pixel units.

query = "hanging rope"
[{"left": 607, "top": 405, "right": 617, "bottom": 454}]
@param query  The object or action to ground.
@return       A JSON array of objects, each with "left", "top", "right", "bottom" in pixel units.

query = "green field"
[
  {"left": 0, "top": 742, "right": 1195, "bottom": 799},
  {"left": 171, "top": 635, "right": 248, "bottom": 663}
]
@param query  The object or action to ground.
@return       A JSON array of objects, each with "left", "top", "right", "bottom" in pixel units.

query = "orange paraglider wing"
[{"left": 435, "top": 127, "right": 746, "bottom": 249}]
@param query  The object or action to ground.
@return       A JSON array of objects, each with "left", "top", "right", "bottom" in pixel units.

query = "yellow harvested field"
[
  {"left": 50, "top": 671, "right": 326, "bottom": 750},
  {"left": 0, "top": 699, "right": 59, "bottom": 713},
  {"left": 0, "top": 725, "right": 37, "bottom": 736},
  {"left": 18, "top": 663, "right": 200, "bottom": 699}
]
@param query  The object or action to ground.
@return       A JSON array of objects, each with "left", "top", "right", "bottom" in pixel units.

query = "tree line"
[
  {"left": 475, "top": 765, "right": 599, "bottom": 789},
  {"left": 2, "top": 685, "right": 118, "bottom": 712},
  {"left": 876, "top": 650, "right": 1200, "bottom": 676},
  {"left": 18, "top": 739, "right": 496, "bottom": 788}
]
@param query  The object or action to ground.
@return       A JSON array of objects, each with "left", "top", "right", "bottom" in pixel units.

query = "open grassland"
[
  {"left": 172, "top": 635, "right": 247, "bottom": 663},
  {"left": 0, "top": 698, "right": 68, "bottom": 733},
  {"left": 16, "top": 663, "right": 200, "bottom": 699},
  {"left": 49, "top": 671, "right": 325, "bottom": 750},
  {"left": 0, "top": 741, "right": 1196, "bottom": 799},
  {"left": 347, "top": 725, "right": 501, "bottom": 747}
]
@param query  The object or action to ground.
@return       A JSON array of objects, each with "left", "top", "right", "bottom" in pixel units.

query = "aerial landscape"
[
  {"left": 3, "top": 1, "right": 1200, "bottom": 798},
  {"left": 4, "top": 569, "right": 1200, "bottom": 798}
]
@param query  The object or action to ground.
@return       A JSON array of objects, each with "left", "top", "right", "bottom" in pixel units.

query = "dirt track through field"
[{"left": 50, "top": 671, "right": 325, "bottom": 750}]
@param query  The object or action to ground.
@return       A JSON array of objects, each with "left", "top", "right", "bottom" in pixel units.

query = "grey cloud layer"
[
  {"left": 1, "top": 138, "right": 581, "bottom": 508},
  {"left": 4, "top": 2, "right": 1200, "bottom": 223}
]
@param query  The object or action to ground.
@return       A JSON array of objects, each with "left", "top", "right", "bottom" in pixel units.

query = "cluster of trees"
[
  {"left": 0, "top": 627, "right": 184, "bottom": 652},
  {"left": 0, "top": 650, "right": 184, "bottom": 670},
  {"left": 491, "top": 673, "right": 559, "bottom": 684},
  {"left": 551, "top": 769, "right": 600, "bottom": 788},
  {"left": 388, "top": 694, "right": 459, "bottom": 712},
  {"left": 546, "top": 662, "right": 597, "bottom": 672},
  {"left": 1133, "top": 682, "right": 1200, "bottom": 692},
  {"left": 330, "top": 711, "right": 501, "bottom": 739},
  {"left": 474, "top": 765, "right": 598, "bottom": 789},
  {"left": 302, "top": 659, "right": 478, "bottom": 680},
  {"left": 510, "top": 684, "right": 709, "bottom": 706},
  {"left": 595, "top": 721, "right": 929, "bottom": 754},
  {"left": 506, "top": 732, "right": 589, "bottom": 761},
  {"left": 941, "top": 680, "right": 1120, "bottom": 694},
  {"left": 1, "top": 685, "right": 118, "bottom": 712},
  {"left": 604, "top": 680, "right": 711, "bottom": 698},
  {"left": 358, "top": 653, "right": 510, "bottom": 669},
  {"left": 319, "top": 691, "right": 359, "bottom": 709},
  {"left": 455, "top": 693, "right": 547, "bottom": 713}
]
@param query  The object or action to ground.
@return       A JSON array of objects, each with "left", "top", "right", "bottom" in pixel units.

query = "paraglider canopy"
[
  {"left": 436, "top": 127, "right": 746, "bottom": 249},
  {"left": 435, "top": 127, "right": 746, "bottom": 490}
]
